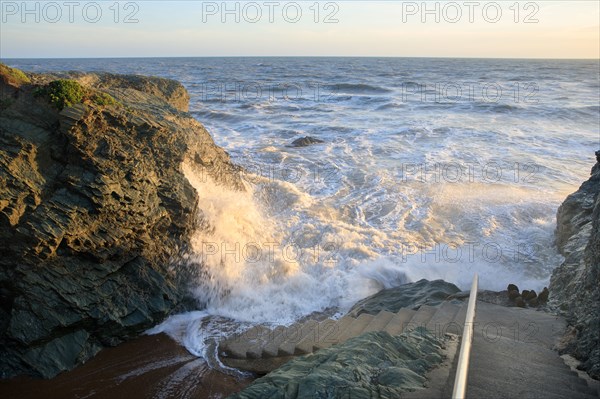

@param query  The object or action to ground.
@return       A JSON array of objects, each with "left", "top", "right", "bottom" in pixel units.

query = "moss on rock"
[
  {"left": 91, "top": 92, "right": 119, "bottom": 107},
  {"left": 0, "top": 63, "right": 31, "bottom": 86}
]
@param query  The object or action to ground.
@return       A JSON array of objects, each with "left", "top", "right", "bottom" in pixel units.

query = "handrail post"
[{"left": 451, "top": 273, "right": 479, "bottom": 399}]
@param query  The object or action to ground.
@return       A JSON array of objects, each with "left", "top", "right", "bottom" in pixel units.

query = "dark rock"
[
  {"left": 508, "top": 290, "right": 520, "bottom": 301},
  {"left": 348, "top": 279, "right": 460, "bottom": 317},
  {"left": 289, "top": 136, "right": 324, "bottom": 147},
  {"left": 515, "top": 296, "right": 526, "bottom": 308},
  {"left": 229, "top": 329, "right": 445, "bottom": 399},
  {"left": 521, "top": 290, "right": 530, "bottom": 300},
  {"left": 538, "top": 287, "right": 549, "bottom": 304},
  {"left": 524, "top": 290, "right": 537, "bottom": 301},
  {"left": 507, "top": 283, "right": 519, "bottom": 293},
  {"left": 0, "top": 66, "right": 242, "bottom": 378},
  {"left": 550, "top": 151, "right": 600, "bottom": 379},
  {"left": 528, "top": 297, "right": 539, "bottom": 307}
]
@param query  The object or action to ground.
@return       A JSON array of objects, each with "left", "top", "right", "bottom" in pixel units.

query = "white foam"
[{"left": 152, "top": 155, "right": 565, "bottom": 361}]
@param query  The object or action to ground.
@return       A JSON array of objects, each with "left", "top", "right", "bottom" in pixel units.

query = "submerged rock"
[
  {"left": 348, "top": 279, "right": 460, "bottom": 317},
  {"left": 0, "top": 65, "right": 242, "bottom": 378},
  {"left": 550, "top": 151, "right": 600, "bottom": 379},
  {"left": 229, "top": 328, "right": 445, "bottom": 399},
  {"left": 289, "top": 136, "right": 324, "bottom": 147}
]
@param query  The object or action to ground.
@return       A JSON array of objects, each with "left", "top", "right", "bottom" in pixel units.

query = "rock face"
[
  {"left": 0, "top": 65, "right": 241, "bottom": 378},
  {"left": 347, "top": 279, "right": 460, "bottom": 317},
  {"left": 229, "top": 328, "right": 444, "bottom": 399},
  {"left": 550, "top": 151, "right": 600, "bottom": 379}
]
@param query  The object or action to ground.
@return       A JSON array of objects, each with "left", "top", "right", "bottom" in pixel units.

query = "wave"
[
  {"left": 376, "top": 102, "right": 405, "bottom": 111},
  {"left": 326, "top": 83, "right": 393, "bottom": 95},
  {"left": 191, "top": 110, "right": 244, "bottom": 122},
  {"left": 473, "top": 103, "right": 522, "bottom": 113}
]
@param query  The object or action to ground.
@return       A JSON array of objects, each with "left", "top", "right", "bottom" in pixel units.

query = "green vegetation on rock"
[
  {"left": 35, "top": 79, "right": 86, "bottom": 110},
  {"left": 0, "top": 63, "right": 31, "bottom": 85},
  {"left": 0, "top": 69, "right": 243, "bottom": 379},
  {"left": 91, "top": 92, "right": 119, "bottom": 106},
  {"left": 35, "top": 79, "right": 120, "bottom": 110}
]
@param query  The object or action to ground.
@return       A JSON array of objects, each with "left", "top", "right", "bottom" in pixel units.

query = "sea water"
[{"left": 8, "top": 57, "right": 599, "bottom": 358}]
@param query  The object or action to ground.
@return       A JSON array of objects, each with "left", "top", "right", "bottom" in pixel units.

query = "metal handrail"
[{"left": 451, "top": 273, "right": 479, "bottom": 399}]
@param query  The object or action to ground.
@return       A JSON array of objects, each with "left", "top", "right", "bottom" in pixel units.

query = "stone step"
[
  {"left": 382, "top": 308, "right": 417, "bottom": 336},
  {"left": 277, "top": 320, "right": 318, "bottom": 356},
  {"left": 222, "top": 325, "right": 271, "bottom": 359},
  {"left": 258, "top": 325, "right": 289, "bottom": 358},
  {"left": 294, "top": 318, "right": 338, "bottom": 354},
  {"left": 426, "top": 301, "right": 462, "bottom": 338},
  {"left": 403, "top": 305, "right": 437, "bottom": 334},
  {"left": 361, "top": 311, "right": 395, "bottom": 334},
  {"left": 335, "top": 313, "right": 375, "bottom": 343},
  {"left": 313, "top": 315, "right": 355, "bottom": 350}
]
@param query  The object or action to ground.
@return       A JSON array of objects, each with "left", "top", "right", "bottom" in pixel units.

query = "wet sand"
[{"left": 0, "top": 334, "right": 253, "bottom": 399}]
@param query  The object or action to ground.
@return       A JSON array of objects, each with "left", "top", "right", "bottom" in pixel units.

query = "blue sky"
[{"left": 0, "top": 1, "right": 598, "bottom": 58}]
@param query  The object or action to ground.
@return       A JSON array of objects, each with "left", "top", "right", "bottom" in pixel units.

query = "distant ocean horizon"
[{"left": 6, "top": 56, "right": 599, "bottom": 356}]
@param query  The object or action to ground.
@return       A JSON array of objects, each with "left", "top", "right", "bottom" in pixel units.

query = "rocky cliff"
[
  {"left": 0, "top": 64, "right": 241, "bottom": 378},
  {"left": 550, "top": 151, "right": 600, "bottom": 379}
]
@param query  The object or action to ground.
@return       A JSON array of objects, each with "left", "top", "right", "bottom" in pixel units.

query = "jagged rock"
[
  {"left": 347, "top": 279, "right": 460, "bottom": 317},
  {"left": 550, "top": 151, "right": 600, "bottom": 379},
  {"left": 507, "top": 283, "right": 519, "bottom": 293},
  {"left": 0, "top": 66, "right": 242, "bottom": 378},
  {"left": 508, "top": 290, "right": 520, "bottom": 301},
  {"left": 521, "top": 290, "right": 530, "bottom": 300},
  {"left": 229, "top": 329, "right": 445, "bottom": 399},
  {"left": 289, "top": 136, "right": 324, "bottom": 147},
  {"left": 524, "top": 290, "right": 537, "bottom": 301}
]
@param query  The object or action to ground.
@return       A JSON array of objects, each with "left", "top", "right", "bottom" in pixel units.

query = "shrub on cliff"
[
  {"left": 91, "top": 92, "right": 119, "bottom": 106},
  {"left": 35, "top": 79, "right": 120, "bottom": 110},
  {"left": 0, "top": 63, "right": 31, "bottom": 86},
  {"left": 35, "top": 79, "right": 86, "bottom": 110}
]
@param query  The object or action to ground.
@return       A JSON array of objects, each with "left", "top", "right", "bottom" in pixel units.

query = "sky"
[{"left": 0, "top": 1, "right": 598, "bottom": 58}]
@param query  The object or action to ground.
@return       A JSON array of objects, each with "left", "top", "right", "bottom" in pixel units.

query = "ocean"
[{"left": 6, "top": 57, "right": 599, "bottom": 361}]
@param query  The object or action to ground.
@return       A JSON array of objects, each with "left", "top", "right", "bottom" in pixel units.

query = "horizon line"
[{"left": 1, "top": 55, "right": 599, "bottom": 61}]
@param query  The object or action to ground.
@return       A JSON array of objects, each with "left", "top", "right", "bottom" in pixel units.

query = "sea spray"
[{"left": 150, "top": 158, "right": 564, "bottom": 360}]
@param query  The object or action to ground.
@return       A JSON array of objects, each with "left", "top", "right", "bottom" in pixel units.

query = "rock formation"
[
  {"left": 0, "top": 64, "right": 242, "bottom": 378},
  {"left": 550, "top": 151, "right": 600, "bottom": 379},
  {"left": 289, "top": 136, "right": 324, "bottom": 147},
  {"left": 347, "top": 279, "right": 460, "bottom": 317},
  {"left": 229, "top": 329, "right": 445, "bottom": 399}
]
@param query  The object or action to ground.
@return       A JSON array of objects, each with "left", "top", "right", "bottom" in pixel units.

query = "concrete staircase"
[
  {"left": 218, "top": 301, "right": 466, "bottom": 374},
  {"left": 218, "top": 299, "right": 600, "bottom": 399}
]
